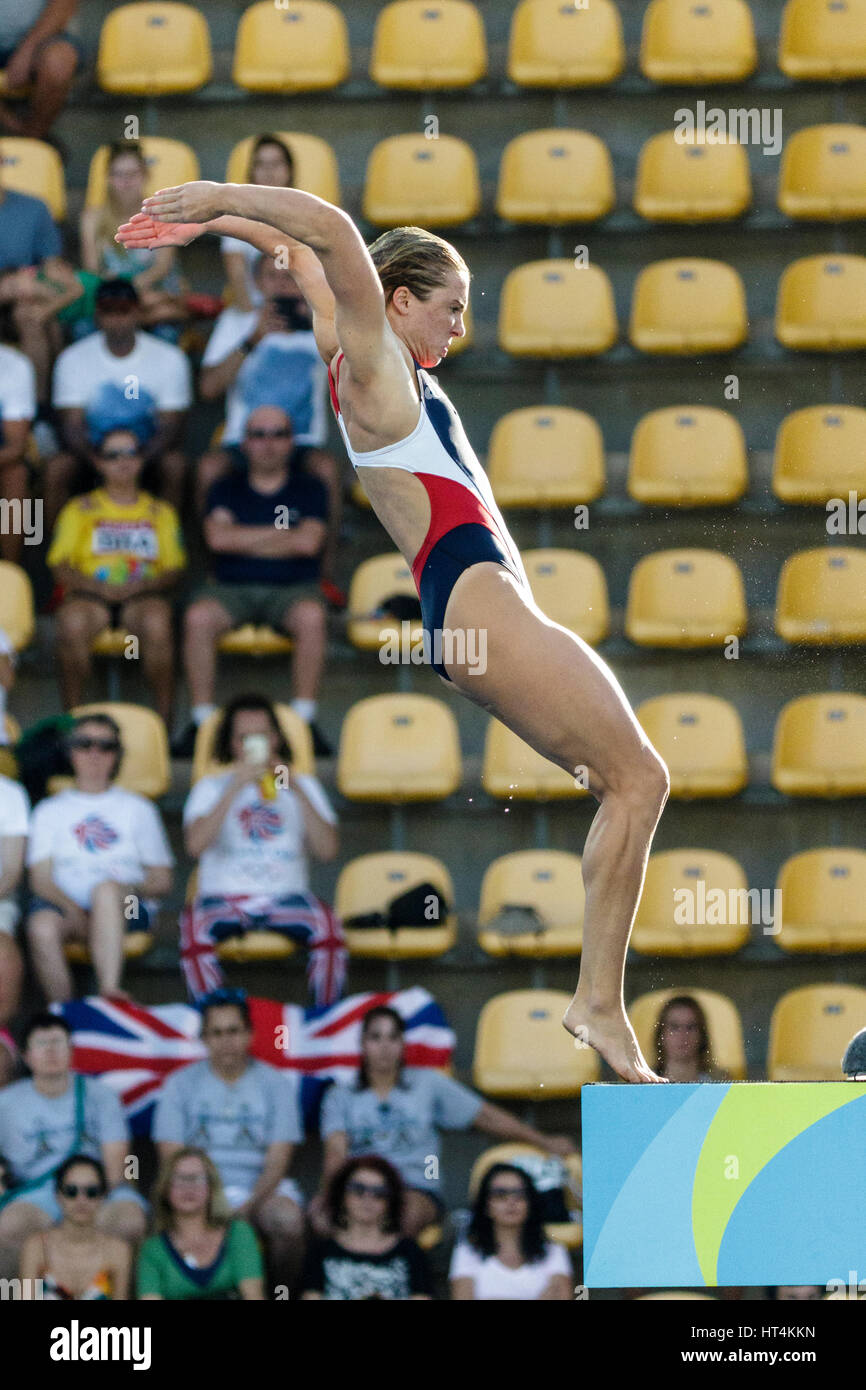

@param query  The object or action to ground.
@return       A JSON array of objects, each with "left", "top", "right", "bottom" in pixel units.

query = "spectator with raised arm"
[
  {"left": 25, "top": 712, "right": 174, "bottom": 1003},
  {"left": 44, "top": 278, "right": 191, "bottom": 525},
  {"left": 0, "top": 0, "right": 80, "bottom": 139},
  {"left": 314, "top": 1006, "right": 577, "bottom": 1240},
  {"left": 48, "top": 426, "right": 185, "bottom": 724},
  {"left": 449, "top": 1163, "right": 572, "bottom": 1300},
  {"left": 138, "top": 1147, "right": 264, "bottom": 1300},
  {"left": 153, "top": 990, "right": 304, "bottom": 1289},
  {"left": 0, "top": 1011, "right": 146, "bottom": 1280},
  {"left": 175, "top": 407, "right": 331, "bottom": 756}
]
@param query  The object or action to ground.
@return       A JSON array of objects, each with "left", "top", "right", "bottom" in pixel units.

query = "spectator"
[
  {"left": 176, "top": 406, "right": 330, "bottom": 756},
  {"left": 0, "top": 767, "right": 28, "bottom": 1026},
  {"left": 301, "top": 1156, "right": 432, "bottom": 1301},
  {"left": 0, "top": 340, "right": 35, "bottom": 561},
  {"left": 314, "top": 1006, "right": 577, "bottom": 1239},
  {"left": 180, "top": 694, "right": 343, "bottom": 1005},
  {"left": 197, "top": 254, "right": 342, "bottom": 593},
  {"left": 153, "top": 990, "right": 305, "bottom": 1288},
  {"left": 19, "top": 1153, "right": 131, "bottom": 1298},
  {"left": 48, "top": 426, "right": 186, "bottom": 724},
  {"left": 25, "top": 712, "right": 174, "bottom": 1003},
  {"left": 45, "top": 278, "right": 191, "bottom": 525},
  {"left": 0, "top": 1028, "right": 18, "bottom": 1088},
  {"left": 0, "top": 1012, "right": 145, "bottom": 1279},
  {"left": 0, "top": 180, "right": 77, "bottom": 402},
  {"left": 220, "top": 135, "right": 296, "bottom": 313},
  {"left": 449, "top": 1163, "right": 572, "bottom": 1301},
  {"left": 138, "top": 1147, "right": 264, "bottom": 1301},
  {"left": 80, "top": 142, "right": 187, "bottom": 340},
  {"left": 773, "top": 1285, "right": 823, "bottom": 1300},
  {"left": 653, "top": 996, "right": 728, "bottom": 1083},
  {"left": 0, "top": 0, "right": 80, "bottom": 139}
]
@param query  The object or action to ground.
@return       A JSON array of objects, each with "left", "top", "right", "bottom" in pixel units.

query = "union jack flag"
[
  {"left": 56, "top": 989, "right": 454, "bottom": 1136},
  {"left": 73, "top": 816, "right": 119, "bottom": 852},
  {"left": 237, "top": 802, "right": 283, "bottom": 842}
]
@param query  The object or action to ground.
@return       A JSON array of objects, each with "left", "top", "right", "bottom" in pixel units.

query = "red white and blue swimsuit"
[{"left": 327, "top": 350, "right": 529, "bottom": 679}]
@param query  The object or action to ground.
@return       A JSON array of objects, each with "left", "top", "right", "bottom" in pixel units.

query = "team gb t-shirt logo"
[
  {"left": 73, "top": 816, "right": 120, "bottom": 852},
  {"left": 238, "top": 802, "right": 282, "bottom": 842}
]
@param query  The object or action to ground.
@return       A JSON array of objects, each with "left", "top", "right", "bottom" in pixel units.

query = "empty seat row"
[
  {"left": 17, "top": 685, "right": 866, "bottom": 812},
  {"left": 84, "top": 0, "right": 866, "bottom": 98},
  {"left": 499, "top": 255, "right": 866, "bottom": 357},
  {"left": 12, "top": 123, "right": 866, "bottom": 232},
  {"left": 346, "top": 546, "right": 866, "bottom": 656}
]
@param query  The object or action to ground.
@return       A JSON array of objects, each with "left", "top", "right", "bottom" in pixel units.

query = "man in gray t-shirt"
[
  {"left": 154, "top": 993, "right": 304, "bottom": 1284},
  {"left": 0, "top": 1012, "right": 145, "bottom": 1279}
]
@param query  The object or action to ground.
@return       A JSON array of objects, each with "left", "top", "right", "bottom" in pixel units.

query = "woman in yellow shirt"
[{"left": 48, "top": 428, "right": 186, "bottom": 724}]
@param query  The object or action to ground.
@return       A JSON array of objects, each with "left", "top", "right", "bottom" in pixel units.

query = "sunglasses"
[
  {"left": 246, "top": 428, "right": 291, "bottom": 441},
  {"left": 69, "top": 738, "right": 121, "bottom": 753},
  {"left": 346, "top": 1180, "right": 389, "bottom": 1199},
  {"left": 488, "top": 1187, "right": 528, "bottom": 1200},
  {"left": 60, "top": 1183, "right": 104, "bottom": 1200},
  {"left": 100, "top": 447, "right": 140, "bottom": 461}
]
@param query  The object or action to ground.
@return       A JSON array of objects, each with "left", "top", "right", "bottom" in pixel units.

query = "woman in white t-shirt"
[
  {"left": 181, "top": 694, "right": 345, "bottom": 1004},
  {"left": 450, "top": 1163, "right": 572, "bottom": 1301},
  {"left": 220, "top": 136, "right": 296, "bottom": 312},
  {"left": 25, "top": 713, "right": 174, "bottom": 1003}
]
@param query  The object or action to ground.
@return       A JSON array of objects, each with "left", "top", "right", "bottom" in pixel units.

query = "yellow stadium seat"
[
  {"left": 184, "top": 869, "right": 297, "bottom": 963},
  {"left": 629, "top": 259, "right": 748, "bottom": 354},
  {"left": 363, "top": 134, "right": 481, "bottom": 228},
  {"left": 767, "top": 984, "right": 866, "bottom": 1080},
  {"left": 776, "top": 255, "right": 866, "bottom": 351},
  {"left": 771, "top": 693, "right": 866, "bottom": 797},
  {"left": 631, "top": 849, "right": 751, "bottom": 956},
  {"left": 233, "top": 0, "right": 349, "bottom": 93},
  {"left": 496, "top": 129, "right": 615, "bottom": 223},
  {"left": 507, "top": 0, "right": 625, "bottom": 87},
  {"left": 217, "top": 626, "right": 293, "bottom": 656},
  {"left": 346, "top": 553, "right": 422, "bottom": 653},
  {"left": 634, "top": 131, "right": 752, "bottom": 223},
  {"left": 640, "top": 0, "right": 757, "bottom": 83},
  {"left": 775, "top": 548, "right": 866, "bottom": 644},
  {"left": 337, "top": 694, "right": 461, "bottom": 802},
  {"left": 635, "top": 693, "right": 748, "bottom": 799},
  {"left": 625, "top": 549, "right": 747, "bottom": 648},
  {"left": 335, "top": 852, "right": 457, "bottom": 958},
  {"left": 523, "top": 549, "right": 610, "bottom": 646},
  {"left": 779, "top": 125, "right": 866, "bottom": 220},
  {"left": 0, "top": 138, "right": 65, "bottom": 220},
  {"left": 627, "top": 406, "right": 748, "bottom": 506},
  {"left": 85, "top": 138, "right": 200, "bottom": 209},
  {"left": 629, "top": 987, "right": 747, "bottom": 1079},
  {"left": 0, "top": 563, "right": 34, "bottom": 651},
  {"left": 225, "top": 133, "right": 341, "bottom": 206},
  {"left": 487, "top": 406, "right": 605, "bottom": 508},
  {"left": 498, "top": 259, "right": 617, "bottom": 357},
  {"left": 779, "top": 0, "right": 866, "bottom": 80},
  {"left": 97, "top": 2, "right": 212, "bottom": 94},
  {"left": 776, "top": 849, "right": 866, "bottom": 953},
  {"left": 49, "top": 703, "right": 170, "bottom": 799},
  {"left": 191, "top": 703, "right": 315, "bottom": 784},
  {"left": 773, "top": 405, "right": 866, "bottom": 503},
  {"left": 474, "top": 990, "right": 599, "bottom": 1097},
  {"left": 477, "top": 850, "right": 584, "bottom": 958},
  {"left": 482, "top": 718, "right": 588, "bottom": 802},
  {"left": 370, "top": 0, "right": 487, "bottom": 89},
  {"left": 65, "top": 928, "right": 155, "bottom": 966},
  {"left": 468, "top": 1143, "right": 583, "bottom": 1248}
]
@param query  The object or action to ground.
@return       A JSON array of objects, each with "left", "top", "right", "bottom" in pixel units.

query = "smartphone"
[{"left": 242, "top": 733, "right": 270, "bottom": 765}]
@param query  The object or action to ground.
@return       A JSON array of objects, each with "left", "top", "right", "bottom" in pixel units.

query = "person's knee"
[
  {"left": 258, "top": 1198, "right": 304, "bottom": 1244},
  {"left": 99, "top": 1200, "right": 146, "bottom": 1244},
  {"left": 285, "top": 600, "right": 325, "bottom": 640},
  {"left": 90, "top": 880, "right": 124, "bottom": 911},
  {"left": 0, "top": 1203, "right": 50, "bottom": 1244},
  {"left": 134, "top": 604, "right": 173, "bottom": 645},
  {"left": 36, "top": 39, "right": 79, "bottom": 83},
  {"left": 611, "top": 744, "right": 670, "bottom": 819},
  {"left": 26, "top": 911, "right": 60, "bottom": 952},
  {"left": 184, "top": 601, "right": 223, "bottom": 640},
  {"left": 56, "top": 604, "right": 98, "bottom": 643}
]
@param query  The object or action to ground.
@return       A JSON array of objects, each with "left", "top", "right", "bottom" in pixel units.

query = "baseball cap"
[{"left": 95, "top": 277, "right": 140, "bottom": 308}]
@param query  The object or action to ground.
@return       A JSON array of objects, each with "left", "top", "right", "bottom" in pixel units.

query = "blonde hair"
[
  {"left": 367, "top": 225, "right": 468, "bottom": 305},
  {"left": 152, "top": 1147, "right": 232, "bottom": 1232}
]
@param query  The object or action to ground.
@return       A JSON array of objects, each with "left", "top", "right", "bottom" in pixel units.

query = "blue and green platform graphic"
[{"left": 583, "top": 1082, "right": 866, "bottom": 1287}]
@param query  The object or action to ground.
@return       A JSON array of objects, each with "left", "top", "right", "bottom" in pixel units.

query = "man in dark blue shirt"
[{"left": 178, "top": 405, "right": 330, "bottom": 754}]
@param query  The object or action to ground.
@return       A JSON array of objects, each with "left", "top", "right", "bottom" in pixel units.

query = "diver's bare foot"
[{"left": 563, "top": 997, "right": 668, "bottom": 1083}]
